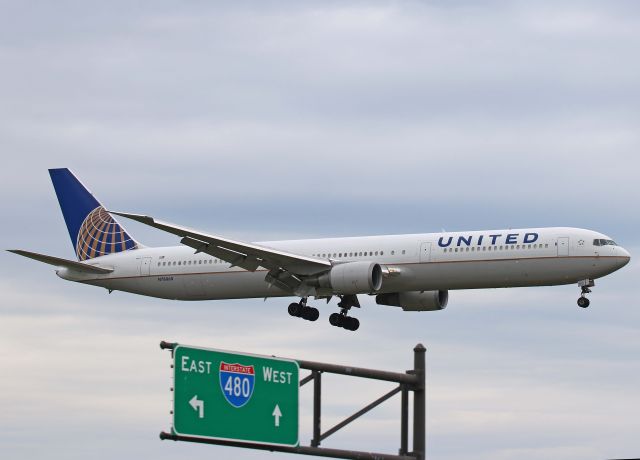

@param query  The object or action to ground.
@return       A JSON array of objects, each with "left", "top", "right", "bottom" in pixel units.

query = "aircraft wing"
[
  {"left": 8, "top": 249, "right": 114, "bottom": 274},
  {"left": 110, "top": 212, "right": 332, "bottom": 291}
]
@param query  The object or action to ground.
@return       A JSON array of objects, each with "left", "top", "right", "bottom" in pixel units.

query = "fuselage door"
[
  {"left": 419, "top": 242, "right": 432, "bottom": 263},
  {"left": 557, "top": 237, "right": 569, "bottom": 257},
  {"left": 139, "top": 257, "right": 152, "bottom": 276}
]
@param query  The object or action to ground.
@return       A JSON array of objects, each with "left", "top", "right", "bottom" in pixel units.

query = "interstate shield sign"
[{"left": 219, "top": 362, "right": 255, "bottom": 408}]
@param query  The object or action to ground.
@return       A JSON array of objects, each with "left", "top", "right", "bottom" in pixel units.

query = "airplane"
[{"left": 9, "top": 168, "right": 631, "bottom": 331}]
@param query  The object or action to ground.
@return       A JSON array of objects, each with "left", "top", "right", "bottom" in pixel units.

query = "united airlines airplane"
[{"left": 9, "top": 169, "right": 631, "bottom": 331}]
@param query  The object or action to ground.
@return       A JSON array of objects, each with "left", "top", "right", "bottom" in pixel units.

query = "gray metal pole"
[
  {"left": 297, "top": 359, "right": 418, "bottom": 385},
  {"left": 412, "top": 344, "right": 426, "bottom": 460},
  {"left": 312, "top": 370, "right": 322, "bottom": 447},
  {"left": 400, "top": 385, "right": 408, "bottom": 455}
]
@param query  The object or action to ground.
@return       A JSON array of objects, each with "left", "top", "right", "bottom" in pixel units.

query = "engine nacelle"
[
  {"left": 376, "top": 290, "right": 448, "bottom": 311},
  {"left": 308, "top": 261, "right": 383, "bottom": 295}
]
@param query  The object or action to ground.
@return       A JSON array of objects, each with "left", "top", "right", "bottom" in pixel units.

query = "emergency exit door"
[
  {"left": 420, "top": 242, "right": 432, "bottom": 262},
  {"left": 139, "top": 257, "right": 152, "bottom": 275}
]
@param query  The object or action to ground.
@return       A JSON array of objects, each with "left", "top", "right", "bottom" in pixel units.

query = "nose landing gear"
[
  {"left": 288, "top": 297, "right": 319, "bottom": 321},
  {"left": 577, "top": 279, "right": 594, "bottom": 308}
]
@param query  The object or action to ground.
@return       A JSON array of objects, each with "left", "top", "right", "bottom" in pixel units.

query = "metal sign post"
[{"left": 161, "top": 341, "right": 427, "bottom": 460}]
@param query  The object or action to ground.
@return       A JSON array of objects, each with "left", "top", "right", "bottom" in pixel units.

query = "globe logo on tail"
[{"left": 76, "top": 206, "right": 138, "bottom": 261}]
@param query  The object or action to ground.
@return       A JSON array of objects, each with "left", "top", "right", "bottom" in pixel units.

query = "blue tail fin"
[{"left": 49, "top": 168, "right": 140, "bottom": 261}]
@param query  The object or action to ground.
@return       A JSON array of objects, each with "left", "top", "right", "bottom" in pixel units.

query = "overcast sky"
[{"left": 1, "top": 1, "right": 639, "bottom": 459}]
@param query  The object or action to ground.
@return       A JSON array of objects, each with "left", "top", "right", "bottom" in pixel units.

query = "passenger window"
[
  {"left": 157, "top": 262, "right": 161, "bottom": 266},
  {"left": 380, "top": 251, "right": 384, "bottom": 256},
  {"left": 375, "top": 251, "right": 379, "bottom": 256},
  {"left": 455, "top": 248, "right": 458, "bottom": 252},
  {"left": 545, "top": 244, "right": 548, "bottom": 248},
  {"left": 178, "top": 261, "right": 181, "bottom": 265},
  {"left": 391, "top": 250, "right": 395, "bottom": 255},
  {"left": 402, "top": 250, "right": 406, "bottom": 255}
]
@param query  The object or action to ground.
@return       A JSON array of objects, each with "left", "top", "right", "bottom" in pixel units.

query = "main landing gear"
[
  {"left": 288, "top": 298, "right": 319, "bottom": 321},
  {"left": 287, "top": 294, "right": 361, "bottom": 331},
  {"left": 577, "top": 279, "right": 594, "bottom": 308},
  {"left": 329, "top": 295, "right": 360, "bottom": 331}
]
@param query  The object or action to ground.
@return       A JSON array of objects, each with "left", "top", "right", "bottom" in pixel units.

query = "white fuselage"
[{"left": 58, "top": 227, "right": 630, "bottom": 301}]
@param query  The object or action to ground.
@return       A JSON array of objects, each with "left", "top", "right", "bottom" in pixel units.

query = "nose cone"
[{"left": 618, "top": 247, "right": 631, "bottom": 268}]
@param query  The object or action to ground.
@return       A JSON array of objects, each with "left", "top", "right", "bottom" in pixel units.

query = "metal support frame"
[{"left": 160, "top": 342, "right": 427, "bottom": 460}]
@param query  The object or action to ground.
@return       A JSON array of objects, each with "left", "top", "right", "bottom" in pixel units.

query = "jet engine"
[
  {"left": 307, "top": 261, "right": 383, "bottom": 295},
  {"left": 376, "top": 290, "right": 448, "bottom": 311}
]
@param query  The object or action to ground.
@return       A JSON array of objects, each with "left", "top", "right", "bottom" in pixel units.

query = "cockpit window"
[{"left": 593, "top": 239, "right": 617, "bottom": 246}]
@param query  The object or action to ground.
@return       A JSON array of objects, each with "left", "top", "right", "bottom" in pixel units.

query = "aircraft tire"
[
  {"left": 288, "top": 302, "right": 302, "bottom": 316},
  {"left": 344, "top": 317, "right": 360, "bottom": 331},
  {"left": 302, "top": 307, "right": 319, "bottom": 321},
  {"left": 329, "top": 313, "right": 342, "bottom": 326},
  {"left": 577, "top": 297, "right": 590, "bottom": 308}
]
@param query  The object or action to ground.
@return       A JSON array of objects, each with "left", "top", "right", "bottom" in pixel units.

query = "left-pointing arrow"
[{"left": 189, "top": 395, "right": 204, "bottom": 418}]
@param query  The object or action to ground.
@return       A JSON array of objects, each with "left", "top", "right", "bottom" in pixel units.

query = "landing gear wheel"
[
  {"left": 344, "top": 316, "right": 360, "bottom": 331},
  {"left": 329, "top": 312, "right": 343, "bottom": 327},
  {"left": 288, "top": 302, "right": 302, "bottom": 317},
  {"left": 302, "top": 307, "right": 319, "bottom": 321},
  {"left": 577, "top": 297, "right": 590, "bottom": 308},
  {"left": 329, "top": 312, "right": 359, "bottom": 330}
]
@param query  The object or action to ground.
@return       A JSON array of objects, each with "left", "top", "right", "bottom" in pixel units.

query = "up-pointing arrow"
[
  {"left": 272, "top": 404, "right": 282, "bottom": 427},
  {"left": 189, "top": 395, "right": 204, "bottom": 418}
]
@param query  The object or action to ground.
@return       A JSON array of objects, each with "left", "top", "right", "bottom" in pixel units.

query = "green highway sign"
[{"left": 172, "top": 344, "right": 299, "bottom": 446}]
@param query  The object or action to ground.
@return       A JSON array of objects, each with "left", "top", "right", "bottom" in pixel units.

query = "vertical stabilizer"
[{"left": 48, "top": 168, "right": 140, "bottom": 261}]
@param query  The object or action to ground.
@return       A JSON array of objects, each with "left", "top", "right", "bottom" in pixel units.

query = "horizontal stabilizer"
[{"left": 7, "top": 249, "right": 113, "bottom": 274}]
